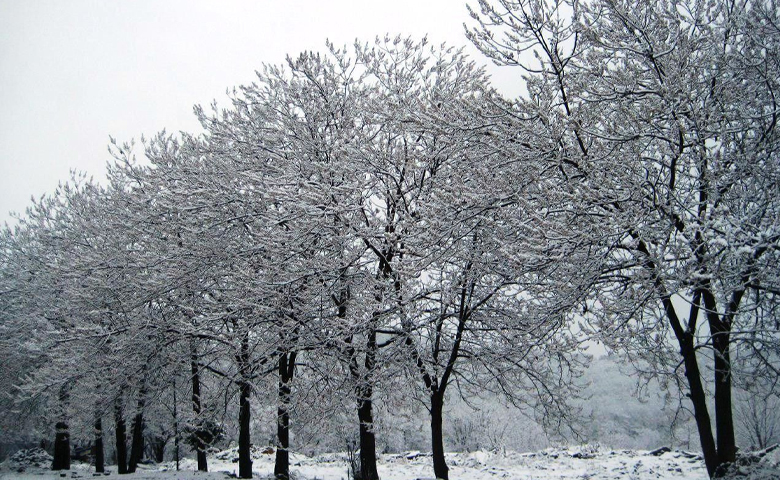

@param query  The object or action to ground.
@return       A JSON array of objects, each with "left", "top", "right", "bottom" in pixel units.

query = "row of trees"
[
  {"left": 2, "top": 36, "right": 580, "bottom": 480},
  {"left": 1, "top": 1, "right": 779, "bottom": 479}
]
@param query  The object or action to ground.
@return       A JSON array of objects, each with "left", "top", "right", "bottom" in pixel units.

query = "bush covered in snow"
[{"left": 1, "top": 447, "right": 52, "bottom": 471}]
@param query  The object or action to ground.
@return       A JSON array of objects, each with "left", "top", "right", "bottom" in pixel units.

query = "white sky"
[{"left": 0, "top": 0, "right": 523, "bottom": 224}]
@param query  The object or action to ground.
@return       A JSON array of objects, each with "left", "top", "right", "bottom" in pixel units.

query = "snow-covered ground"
[
  {"left": 2, "top": 444, "right": 778, "bottom": 480},
  {"left": 0, "top": 445, "right": 715, "bottom": 480}
]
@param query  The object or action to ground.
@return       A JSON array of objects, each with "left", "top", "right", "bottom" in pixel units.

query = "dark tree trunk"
[
  {"left": 680, "top": 335, "right": 719, "bottom": 478},
  {"left": 52, "top": 385, "right": 70, "bottom": 471},
  {"left": 274, "top": 351, "right": 296, "bottom": 480},
  {"left": 127, "top": 411, "right": 145, "bottom": 472},
  {"left": 702, "top": 287, "right": 739, "bottom": 477},
  {"left": 357, "top": 394, "right": 379, "bottom": 480},
  {"left": 191, "top": 345, "right": 208, "bottom": 472},
  {"left": 354, "top": 330, "right": 379, "bottom": 480},
  {"left": 173, "top": 378, "right": 180, "bottom": 471},
  {"left": 114, "top": 400, "right": 128, "bottom": 474},
  {"left": 94, "top": 416, "right": 105, "bottom": 473},
  {"left": 127, "top": 378, "right": 149, "bottom": 473},
  {"left": 147, "top": 435, "right": 166, "bottom": 463},
  {"left": 238, "top": 332, "right": 252, "bottom": 479},
  {"left": 713, "top": 331, "right": 736, "bottom": 469},
  {"left": 430, "top": 391, "right": 448, "bottom": 480},
  {"left": 238, "top": 379, "right": 252, "bottom": 478},
  {"left": 428, "top": 276, "right": 469, "bottom": 480},
  {"left": 645, "top": 239, "right": 736, "bottom": 479},
  {"left": 51, "top": 421, "right": 70, "bottom": 471},
  {"left": 336, "top": 284, "right": 379, "bottom": 480}
]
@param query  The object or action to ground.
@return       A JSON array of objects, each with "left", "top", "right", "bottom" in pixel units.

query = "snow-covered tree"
[{"left": 468, "top": 1, "right": 780, "bottom": 476}]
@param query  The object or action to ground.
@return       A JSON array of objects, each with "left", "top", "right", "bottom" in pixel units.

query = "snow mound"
[
  {"left": 2, "top": 448, "right": 53, "bottom": 471},
  {"left": 212, "top": 444, "right": 278, "bottom": 463},
  {"left": 720, "top": 445, "right": 780, "bottom": 480}
]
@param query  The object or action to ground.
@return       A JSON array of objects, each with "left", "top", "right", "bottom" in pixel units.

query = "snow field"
[{"left": 1, "top": 446, "right": 713, "bottom": 480}]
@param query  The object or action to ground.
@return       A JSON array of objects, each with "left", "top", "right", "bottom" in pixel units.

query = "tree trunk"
[
  {"left": 127, "top": 411, "right": 145, "bottom": 472},
  {"left": 51, "top": 421, "right": 70, "bottom": 471},
  {"left": 337, "top": 285, "right": 380, "bottom": 480},
  {"left": 127, "top": 384, "right": 147, "bottom": 473},
  {"left": 430, "top": 391, "right": 448, "bottom": 480},
  {"left": 274, "top": 351, "right": 296, "bottom": 480},
  {"left": 191, "top": 344, "right": 208, "bottom": 472},
  {"left": 355, "top": 330, "right": 379, "bottom": 480},
  {"left": 713, "top": 330, "right": 736, "bottom": 470},
  {"left": 238, "top": 332, "right": 252, "bottom": 479},
  {"left": 52, "top": 385, "right": 70, "bottom": 471},
  {"left": 680, "top": 335, "right": 719, "bottom": 478},
  {"left": 238, "top": 379, "right": 252, "bottom": 478},
  {"left": 173, "top": 378, "right": 180, "bottom": 471},
  {"left": 659, "top": 282, "right": 720, "bottom": 478},
  {"left": 428, "top": 276, "right": 469, "bottom": 480},
  {"left": 146, "top": 435, "right": 166, "bottom": 463},
  {"left": 357, "top": 394, "right": 379, "bottom": 480},
  {"left": 114, "top": 400, "right": 128, "bottom": 474},
  {"left": 94, "top": 416, "right": 105, "bottom": 473}
]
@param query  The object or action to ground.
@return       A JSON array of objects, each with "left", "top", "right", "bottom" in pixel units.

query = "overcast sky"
[{"left": 0, "top": 0, "right": 523, "bottom": 224}]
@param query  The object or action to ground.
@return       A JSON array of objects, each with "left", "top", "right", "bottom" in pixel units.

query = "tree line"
[{"left": 1, "top": 2, "right": 778, "bottom": 479}]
